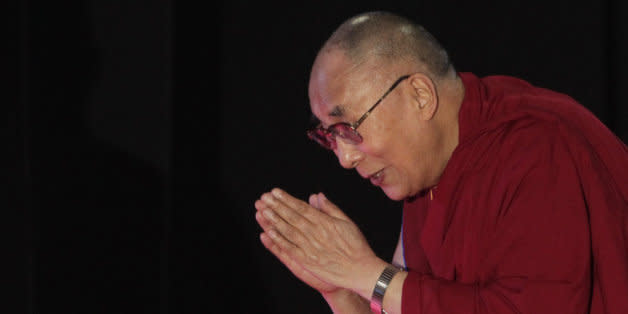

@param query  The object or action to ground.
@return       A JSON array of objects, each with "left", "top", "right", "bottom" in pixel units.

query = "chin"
[{"left": 381, "top": 186, "right": 408, "bottom": 201}]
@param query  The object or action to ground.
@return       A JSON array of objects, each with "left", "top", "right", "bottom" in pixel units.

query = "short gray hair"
[{"left": 322, "top": 11, "right": 454, "bottom": 78}]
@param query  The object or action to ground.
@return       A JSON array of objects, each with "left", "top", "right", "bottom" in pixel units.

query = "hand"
[
  {"left": 255, "top": 188, "right": 386, "bottom": 297},
  {"left": 256, "top": 204, "right": 338, "bottom": 293},
  {"left": 256, "top": 190, "right": 340, "bottom": 293}
]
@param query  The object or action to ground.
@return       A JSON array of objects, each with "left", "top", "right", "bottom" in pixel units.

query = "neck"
[
  {"left": 429, "top": 74, "right": 465, "bottom": 186},
  {"left": 442, "top": 74, "right": 464, "bottom": 144}
]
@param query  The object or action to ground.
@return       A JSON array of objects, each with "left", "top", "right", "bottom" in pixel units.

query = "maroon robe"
[{"left": 401, "top": 72, "right": 628, "bottom": 313}]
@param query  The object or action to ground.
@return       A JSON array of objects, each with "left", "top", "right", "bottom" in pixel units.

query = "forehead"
[{"left": 308, "top": 50, "right": 375, "bottom": 123}]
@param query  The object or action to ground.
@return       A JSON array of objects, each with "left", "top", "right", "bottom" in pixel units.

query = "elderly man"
[{"left": 255, "top": 11, "right": 628, "bottom": 314}]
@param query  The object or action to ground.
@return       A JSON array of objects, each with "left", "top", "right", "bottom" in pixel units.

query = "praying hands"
[{"left": 254, "top": 188, "right": 390, "bottom": 300}]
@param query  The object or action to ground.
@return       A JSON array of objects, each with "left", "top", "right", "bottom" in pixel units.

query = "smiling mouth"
[
  {"left": 368, "top": 169, "right": 385, "bottom": 186},
  {"left": 369, "top": 170, "right": 383, "bottom": 179}
]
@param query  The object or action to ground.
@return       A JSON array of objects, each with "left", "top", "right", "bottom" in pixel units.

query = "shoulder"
[
  {"left": 476, "top": 73, "right": 585, "bottom": 117},
  {"left": 458, "top": 117, "right": 570, "bottom": 177}
]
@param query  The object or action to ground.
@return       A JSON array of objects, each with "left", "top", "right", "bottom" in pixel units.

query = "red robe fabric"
[{"left": 401, "top": 72, "right": 628, "bottom": 313}]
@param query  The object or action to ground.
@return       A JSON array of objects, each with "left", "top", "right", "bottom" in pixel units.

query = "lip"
[
  {"left": 359, "top": 168, "right": 383, "bottom": 179},
  {"left": 367, "top": 168, "right": 386, "bottom": 186}
]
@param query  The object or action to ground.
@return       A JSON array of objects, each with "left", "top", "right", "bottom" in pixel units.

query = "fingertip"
[
  {"left": 261, "top": 193, "right": 272, "bottom": 202},
  {"left": 308, "top": 194, "right": 319, "bottom": 208},
  {"left": 271, "top": 187, "right": 284, "bottom": 198},
  {"left": 254, "top": 200, "right": 265, "bottom": 211},
  {"left": 260, "top": 232, "right": 273, "bottom": 246},
  {"left": 259, "top": 233, "right": 271, "bottom": 250}
]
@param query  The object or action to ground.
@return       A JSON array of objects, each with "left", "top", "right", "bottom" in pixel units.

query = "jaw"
[
  {"left": 380, "top": 184, "right": 409, "bottom": 201},
  {"left": 379, "top": 164, "right": 429, "bottom": 201},
  {"left": 377, "top": 169, "right": 409, "bottom": 201}
]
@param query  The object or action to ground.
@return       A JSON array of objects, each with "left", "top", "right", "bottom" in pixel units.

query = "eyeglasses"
[{"left": 307, "top": 74, "right": 410, "bottom": 150}]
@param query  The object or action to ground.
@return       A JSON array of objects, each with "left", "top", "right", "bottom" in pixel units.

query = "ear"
[{"left": 408, "top": 73, "right": 438, "bottom": 120}]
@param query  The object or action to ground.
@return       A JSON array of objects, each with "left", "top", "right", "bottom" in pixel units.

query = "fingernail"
[{"left": 271, "top": 188, "right": 282, "bottom": 197}]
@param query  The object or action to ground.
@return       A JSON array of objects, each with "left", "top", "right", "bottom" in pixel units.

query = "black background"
[{"left": 11, "top": 1, "right": 627, "bottom": 313}]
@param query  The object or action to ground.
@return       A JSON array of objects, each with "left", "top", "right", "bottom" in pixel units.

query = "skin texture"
[
  {"left": 257, "top": 10, "right": 628, "bottom": 314},
  {"left": 255, "top": 13, "right": 465, "bottom": 314},
  {"left": 308, "top": 49, "right": 458, "bottom": 201}
]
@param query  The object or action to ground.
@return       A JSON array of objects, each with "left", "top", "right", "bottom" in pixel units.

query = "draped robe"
[{"left": 401, "top": 73, "right": 628, "bottom": 314}]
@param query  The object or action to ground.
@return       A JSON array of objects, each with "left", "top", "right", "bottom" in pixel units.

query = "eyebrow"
[
  {"left": 328, "top": 105, "right": 345, "bottom": 117},
  {"left": 309, "top": 104, "right": 346, "bottom": 126}
]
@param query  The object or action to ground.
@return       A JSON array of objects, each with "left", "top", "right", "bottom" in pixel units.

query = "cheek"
[
  {"left": 356, "top": 132, "right": 386, "bottom": 156},
  {"left": 380, "top": 170, "right": 414, "bottom": 200},
  {"left": 359, "top": 124, "right": 398, "bottom": 156},
  {"left": 360, "top": 130, "right": 415, "bottom": 169},
  {"left": 387, "top": 137, "right": 432, "bottom": 193}
]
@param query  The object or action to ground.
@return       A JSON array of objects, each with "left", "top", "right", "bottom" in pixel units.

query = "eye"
[{"left": 335, "top": 127, "right": 351, "bottom": 137}]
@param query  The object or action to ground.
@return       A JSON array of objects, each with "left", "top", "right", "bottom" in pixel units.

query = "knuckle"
[
  {"left": 283, "top": 225, "right": 301, "bottom": 242},
  {"left": 294, "top": 218, "right": 310, "bottom": 231},
  {"left": 306, "top": 252, "right": 319, "bottom": 262}
]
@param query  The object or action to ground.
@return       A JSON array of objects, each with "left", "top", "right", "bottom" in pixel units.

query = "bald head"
[
  {"left": 319, "top": 11, "right": 455, "bottom": 80},
  {"left": 307, "top": 12, "right": 465, "bottom": 199}
]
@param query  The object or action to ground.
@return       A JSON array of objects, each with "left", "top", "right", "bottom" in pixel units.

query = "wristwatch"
[{"left": 370, "top": 265, "right": 402, "bottom": 314}]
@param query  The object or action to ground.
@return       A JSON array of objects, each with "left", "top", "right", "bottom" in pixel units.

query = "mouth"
[{"left": 368, "top": 169, "right": 385, "bottom": 186}]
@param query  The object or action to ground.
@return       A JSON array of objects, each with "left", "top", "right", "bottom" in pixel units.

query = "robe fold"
[{"left": 401, "top": 72, "right": 628, "bottom": 313}]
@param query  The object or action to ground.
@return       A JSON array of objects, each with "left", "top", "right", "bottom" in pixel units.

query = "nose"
[{"left": 333, "top": 139, "right": 364, "bottom": 169}]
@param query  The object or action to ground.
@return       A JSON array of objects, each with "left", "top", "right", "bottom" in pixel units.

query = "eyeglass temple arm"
[{"left": 352, "top": 75, "right": 410, "bottom": 129}]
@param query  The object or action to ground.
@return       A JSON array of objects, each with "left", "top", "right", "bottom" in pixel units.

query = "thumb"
[
  {"left": 308, "top": 193, "right": 321, "bottom": 209},
  {"left": 317, "top": 193, "right": 349, "bottom": 220}
]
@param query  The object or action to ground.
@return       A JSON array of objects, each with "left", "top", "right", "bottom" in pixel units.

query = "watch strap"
[{"left": 370, "top": 265, "right": 401, "bottom": 314}]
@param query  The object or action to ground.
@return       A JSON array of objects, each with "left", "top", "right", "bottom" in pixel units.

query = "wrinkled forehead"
[
  {"left": 308, "top": 75, "right": 351, "bottom": 124},
  {"left": 308, "top": 50, "right": 375, "bottom": 124}
]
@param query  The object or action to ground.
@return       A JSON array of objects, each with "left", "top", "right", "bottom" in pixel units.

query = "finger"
[
  {"left": 256, "top": 208, "right": 293, "bottom": 246},
  {"left": 262, "top": 192, "right": 315, "bottom": 229},
  {"left": 271, "top": 188, "right": 319, "bottom": 220},
  {"left": 308, "top": 194, "right": 320, "bottom": 209},
  {"left": 255, "top": 199, "right": 269, "bottom": 212},
  {"left": 260, "top": 232, "right": 282, "bottom": 258},
  {"left": 261, "top": 232, "right": 299, "bottom": 267},
  {"left": 317, "top": 193, "right": 349, "bottom": 220},
  {"left": 255, "top": 210, "right": 273, "bottom": 232},
  {"left": 263, "top": 228, "right": 305, "bottom": 262},
  {"left": 261, "top": 208, "right": 312, "bottom": 250},
  {"left": 261, "top": 232, "right": 338, "bottom": 293},
  {"left": 260, "top": 232, "right": 313, "bottom": 282},
  {"left": 261, "top": 232, "right": 300, "bottom": 269},
  {"left": 256, "top": 210, "right": 292, "bottom": 245}
]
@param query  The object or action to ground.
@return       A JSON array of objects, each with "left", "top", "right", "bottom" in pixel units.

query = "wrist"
[
  {"left": 321, "top": 287, "right": 350, "bottom": 300},
  {"left": 354, "top": 258, "right": 390, "bottom": 300},
  {"left": 369, "top": 264, "right": 403, "bottom": 314},
  {"left": 321, "top": 288, "right": 369, "bottom": 312}
]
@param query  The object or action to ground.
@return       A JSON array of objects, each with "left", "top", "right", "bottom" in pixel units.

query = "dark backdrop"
[{"left": 12, "top": 1, "right": 627, "bottom": 313}]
